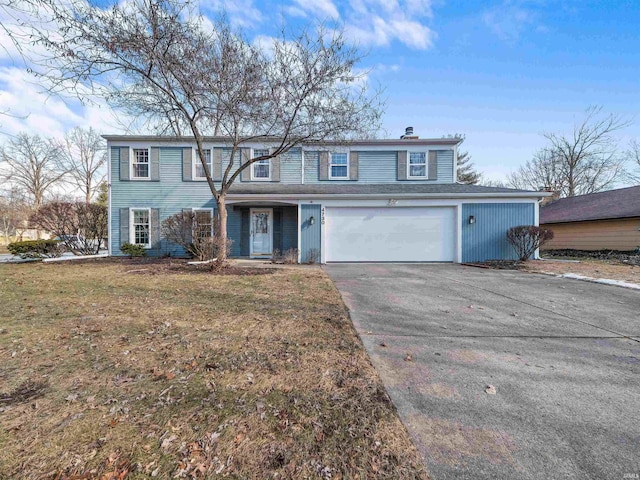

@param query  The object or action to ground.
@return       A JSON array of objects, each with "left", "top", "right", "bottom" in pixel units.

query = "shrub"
[
  {"left": 121, "top": 242, "right": 147, "bottom": 258},
  {"left": 506, "top": 225, "right": 554, "bottom": 262},
  {"left": 7, "top": 239, "right": 64, "bottom": 259},
  {"left": 161, "top": 211, "right": 232, "bottom": 262}
]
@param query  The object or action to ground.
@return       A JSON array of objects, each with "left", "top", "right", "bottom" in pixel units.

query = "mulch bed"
[
  {"left": 463, "top": 260, "right": 522, "bottom": 270},
  {"left": 543, "top": 249, "right": 640, "bottom": 265}
]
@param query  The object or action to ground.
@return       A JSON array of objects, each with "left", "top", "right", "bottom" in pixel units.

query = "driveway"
[{"left": 325, "top": 264, "right": 640, "bottom": 480}]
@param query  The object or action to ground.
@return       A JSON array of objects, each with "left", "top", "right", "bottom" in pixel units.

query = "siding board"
[
  {"left": 300, "top": 204, "right": 321, "bottom": 263},
  {"left": 462, "top": 203, "right": 535, "bottom": 262},
  {"left": 541, "top": 218, "right": 640, "bottom": 251}
]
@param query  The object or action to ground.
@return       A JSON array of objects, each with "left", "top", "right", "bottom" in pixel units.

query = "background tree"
[
  {"left": 508, "top": 106, "right": 629, "bottom": 197},
  {"left": 95, "top": 181, "right": 108, "bottom": 207},
  {"left": 449, "top": 134, "right": 481, "bottom": 184},
  {"left": 1, "top": 132, "right": 66, "bottom": 209},
  {"left": 14, "top": 0, "right": 382, "bottom": 265},
  {"left": 0, "top": 187, "right": 30, "bottom": 245},
  {"left": 624, "top": 140, "right": 640, "bottom": 184},
  {"left": 61, "top": 127, "right": 107, "bottom": 204},
  {"left": 30, "top": 201, "right": 108, "bottom": 255}
]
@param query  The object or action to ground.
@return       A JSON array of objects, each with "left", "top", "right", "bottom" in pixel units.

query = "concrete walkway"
[{"left": 326, "top": 264, "right": 640, "bottom": 480}]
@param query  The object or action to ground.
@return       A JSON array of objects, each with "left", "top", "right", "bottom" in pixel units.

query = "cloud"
[
  {"left": 287, "top": 0, "right": 340, "bottom": 19},
  {"left": 482, "top": 1, "right": 543, "bottom": 43},
  {"left": 340, "top": 0, "right": 436, "bottom": 50},
  {"left": 198, "top": 0, "right": 262, "bottom": 27},
  {"left": 0, "top": 67, "right": 126, "bottom": 140}
]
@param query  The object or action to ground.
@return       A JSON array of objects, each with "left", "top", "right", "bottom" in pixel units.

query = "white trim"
[
  {"left": 192, "top": 147, "right": 212, "bottom": 181},
  {"left": 130, "top": 147, "right": 151, "bottom": 180},
  {"left": 225, "top": 193, "right": 550, "bottom": 202},
  {"left": 297, "top": 201, "right": 302, "bottom": 263},
  {"left": 320, "top": 204, "right": 326, "bottom": 264},
  {"left": 301, "top": 150, "right": 305, "bottom": 184},
  {"left": 328, "top": 152, "right": 349, "bottom": 180},
  {"left": 250, "top": 148, "right": 271, "bottom": 181},
  {"left": 129, "top": 207, "right": 152, "bottom": 248},
  {"left": 534, "top": 199, "right": 541, "bottom": 259},
  {"left": 456, "top": 204, "right": 463, "bottom": 263},
  {"left": 249, "top": 208, "right": 274, "bottom": 257},
  {"left": 107, "top": 148, "right": 112, "bottom": 256},
  {"left": 407, "top": 151, "right": 428, "bottom": 179}
]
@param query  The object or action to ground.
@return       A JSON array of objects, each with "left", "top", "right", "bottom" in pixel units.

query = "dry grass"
[
  {"left": 0, "top": 259, "right": 427, "bottom": 479},
  {"left": 523, "top": 259, "right": 640, "bottom": 284}
]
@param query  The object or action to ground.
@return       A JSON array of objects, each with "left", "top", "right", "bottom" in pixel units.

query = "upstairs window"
[
  {"left": 131, "top": 208, "right": 150, "bottom": 247},
  {"left": 408, "top": 152, "right": 426, "bottom": 178},
  {"left": 252, "top": 149, "right": 270, "bottom": 180},
  {"left": 132, "top": 149, "right": 150, "bottom": 179},
  {"left": 330, "top": 152, "right": 348, "bottom": 179},
  {"left": 194, "top": 149, "right": 212, "bottom": 180}
]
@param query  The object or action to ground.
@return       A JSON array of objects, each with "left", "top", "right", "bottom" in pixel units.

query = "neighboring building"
[
  {"left": 540, "top": 185, "right": 640, "bottom": 251},
  {"left": 104, "top": 129, "right": 546, "bottom": 263}
]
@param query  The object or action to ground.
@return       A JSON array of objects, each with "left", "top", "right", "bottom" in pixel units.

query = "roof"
[
  {"left": 225, "top": 183, "right": 544, "bottom": 198},
  {"left": 102, "top": 135, "right": 461, "bottom": 147},
  {"left": 540, "top": 185, "right": 640, "bottom": 224}
]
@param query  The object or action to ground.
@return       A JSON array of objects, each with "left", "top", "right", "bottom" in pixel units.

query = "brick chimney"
[
  {"left": 401, "top": 126, "right": 419, "bottom": 139},
  {"left": 540, "top": 187, "right": 560, "bottom": 206}
]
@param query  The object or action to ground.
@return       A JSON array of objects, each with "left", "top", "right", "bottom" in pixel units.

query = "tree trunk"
[{"left": 215, "top": 194, "right": 228, "bottom": 267}]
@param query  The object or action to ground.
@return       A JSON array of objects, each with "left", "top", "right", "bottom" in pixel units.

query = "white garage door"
[{"left": 325, "top": 207, "right": 456, "bottom": 262}]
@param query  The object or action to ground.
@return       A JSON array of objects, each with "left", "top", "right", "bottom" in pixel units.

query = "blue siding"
[
  {"left": 304, "top": 150, "right": 454, "bottom": 184},
  {"left": 280, "top": 148, "right": 302, "bottom": 184},
  {"left": 300, "top": 204, "right": 321, "bottom": 263},
  {"left": 462, "top": 203, "right": 536, "bottom": 262}
]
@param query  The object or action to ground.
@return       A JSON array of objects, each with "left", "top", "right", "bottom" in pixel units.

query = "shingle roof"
[
  {"left": 226, "top": 183, "right": 542, "bottom": 196},
  {"left": 540, "top": 185, "right": 640, "bottom": 224}
]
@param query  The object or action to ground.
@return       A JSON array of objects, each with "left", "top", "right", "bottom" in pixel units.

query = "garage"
[{"left": 324, "top": 206, "right": 457, "bottom": 262}]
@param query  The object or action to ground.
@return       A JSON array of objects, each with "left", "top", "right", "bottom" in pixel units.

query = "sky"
[{"left": 1, "top": 0, "right": 639, "bottom": 182}]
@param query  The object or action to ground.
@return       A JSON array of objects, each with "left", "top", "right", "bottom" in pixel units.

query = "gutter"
[{"left": 225, "top": 192, "right": 550, "bottom": 200}]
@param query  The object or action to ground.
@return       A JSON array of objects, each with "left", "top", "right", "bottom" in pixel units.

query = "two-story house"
[{"left": 105, "top": 129, "right": 546, "bottom": 263}]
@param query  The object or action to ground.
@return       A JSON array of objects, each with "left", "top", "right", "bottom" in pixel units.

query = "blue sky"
[{"left": 1, "top": 0, "right": 639, "bottom": 181}]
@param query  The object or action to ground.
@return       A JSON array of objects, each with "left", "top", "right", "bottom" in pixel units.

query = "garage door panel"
[{"left": 325, "top": 207, "right": 456, "bottom": 262}]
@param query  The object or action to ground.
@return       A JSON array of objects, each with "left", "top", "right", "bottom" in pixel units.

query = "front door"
[{"left": 250, "top": 208, "right": 273, "bottom": 257}]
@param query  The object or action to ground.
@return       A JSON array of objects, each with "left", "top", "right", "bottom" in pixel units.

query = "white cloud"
[
  {"left": 482, "top": 2, "right": 542, "bottom": 43},
  {"left": 289, "top": 0, "right": 340, "bottom": 19},
  {"left": 199, "top": 0, "right": 262, "bottom": 27},
  {"left": 0, "top": 67, "right": 126, "bottom": 141},
  {"left": 314, "top": 0, "right": 436, "bottom": 50}
]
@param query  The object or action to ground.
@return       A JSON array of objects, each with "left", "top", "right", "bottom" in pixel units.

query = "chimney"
[
  {"left": 401, "top": 126, "right": 418, "bottom": 139},
  {"left": 540, "top": 186, "right": 560, "bottom": 206}
]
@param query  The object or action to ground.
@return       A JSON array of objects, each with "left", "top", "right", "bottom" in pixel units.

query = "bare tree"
[
  {"left": 1, "top": 132, "right": 66, "bottom": 209},
  {"left": 0, "top": 187, "right": 30, "bottom": 245},
  {"left": 508, "top": 107, "right": 630, "bottom": 197},
  {"left": 61, "top": 127, "right": 107, "bottom": 204},
  {"left": 11, "top": 0, "right": 382, "bottom": 265},
  {"left": 624, "top": 140, "right": 640, "bottom": 184}
]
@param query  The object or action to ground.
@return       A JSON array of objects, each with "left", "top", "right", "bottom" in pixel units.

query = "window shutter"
[
  {"left": 119, "top": 147, "right": 129, "bottom": 181},
  {"left": 397, "top": 151, "right": 408, "bottom": 181},
  {"left": 182, "top": 208, "right": 193, "bottom": 244},
  {"left": 270, "top": 148, "right": 280, "bottom": 182},
  {"left": 428, "top": 151, "right": 438, "bottom": 180},
  {"left": 120, "top": 208, "right": 129, "bottom": 246},
  {"left": 319, "top": 151, "right": 329, "bottom": 180},
  {"left": 213, "top": 148, "right": 222, "bottom": 181},
  {"left": 182, "top": 147, "right": 192, "bottom": 181},
  {"left": 240, "top": 148, "right": 251, "bottom": 182},
  {"left": 150, "top": 208, "right": 160, "bottom": 248},
  {"left": 150, "top": 147, "right": 160, "bottom": 181},
  {"left": 349, "top": 151, "right": 359, "bottom": 180}
]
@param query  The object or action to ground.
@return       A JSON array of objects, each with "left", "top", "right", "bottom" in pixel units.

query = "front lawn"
[{"left": 0, "top": 259, "right": 427, "bottom": 479}]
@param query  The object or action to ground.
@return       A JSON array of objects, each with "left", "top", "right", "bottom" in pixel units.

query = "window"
[
  {"left": 193, "top": 209, "right": 213, "bottom": 240},
  {"left": 330, "top": 153, "right": 348, "bottom": 179},
  {"left": 131, "top": 209, "right": 150, "bottom": 247},
  {"left": 408, "top": 152, "right": 426, "bottom": 178},
  {"left": 252, "top": 149, "right": 270, "bottom": 180},
  {"left": 194, "top": 149, "right": 212, "bottom": 180},
  {"left": 132, "top": 149, "right": 150, "bottom": 179}
]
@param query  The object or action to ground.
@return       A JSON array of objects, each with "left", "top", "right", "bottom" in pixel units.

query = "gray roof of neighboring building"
[
  {"left": 226, "top": 183, "right": 544, "bottom": 197},
  {"left": 540, "top": 185, "right": 640, "bottom": 224},
  {"left": 102, "top": 135, "right": 461, "bottom": 147}
]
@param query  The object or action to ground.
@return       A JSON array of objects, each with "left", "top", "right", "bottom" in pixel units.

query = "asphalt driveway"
[{"left": 325, "top": 264, "right": 640, "bottom": 480}]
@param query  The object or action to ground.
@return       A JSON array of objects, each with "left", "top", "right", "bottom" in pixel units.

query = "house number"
[{"left": 321, "top": 207, "right": 325, "bottom": 225}]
